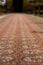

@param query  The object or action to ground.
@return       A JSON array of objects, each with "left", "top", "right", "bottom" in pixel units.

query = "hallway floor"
[{"left": 0, "top": 13, "right": 43, "bottom": 65}]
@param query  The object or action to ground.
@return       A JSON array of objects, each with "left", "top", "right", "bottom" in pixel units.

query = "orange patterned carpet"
[{"left": 0, "top": 14, "right": 43, "bottom": 65}]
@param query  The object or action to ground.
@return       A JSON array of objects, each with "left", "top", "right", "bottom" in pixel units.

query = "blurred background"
[{"left": 0, "top": 0, "right": 43, "bottom": 16}]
